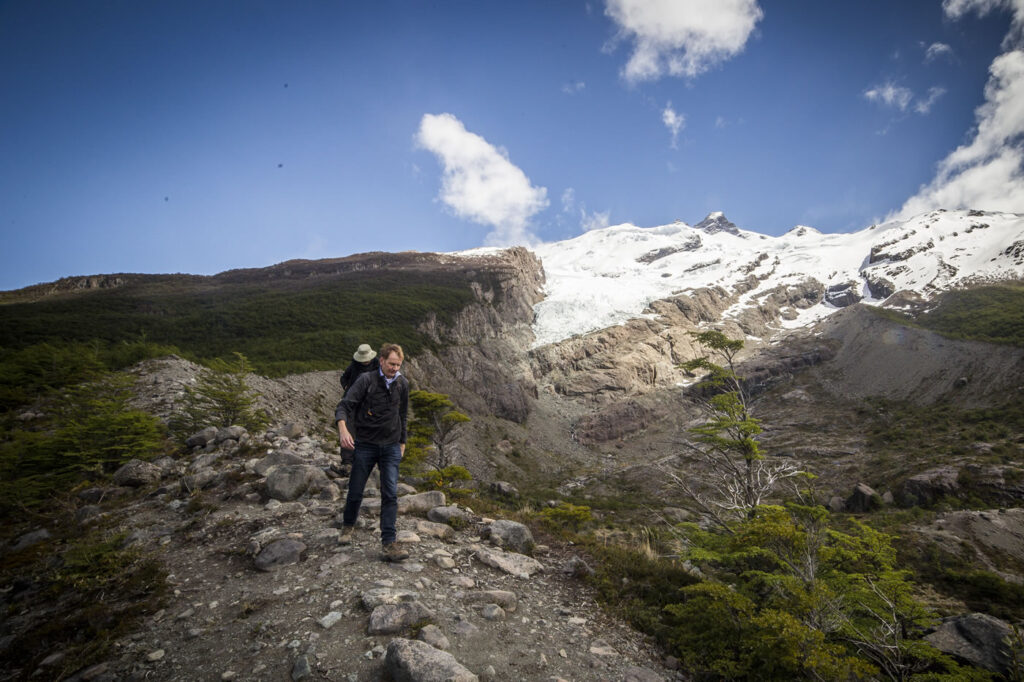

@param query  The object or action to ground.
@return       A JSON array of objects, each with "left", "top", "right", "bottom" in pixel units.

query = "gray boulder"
[
  {"left": 265, "top": 465, "right": 330, "bottom": 501},
  {"left": 253, "top": 538, "right": 307, "bottom": 571},
  {"left": 216, "top": 425, "right": 247, "bottom": 442},
  {"left": 254, "top": 450, "right": 305, "bottom": 476},
  {"left": 277, "top": 422, "right": 305, "bottom": 439},
  {"left": 11, "top": 528, "right": 51, "bottom": 552},
  {"left": 475, "top": 547, "right": 543, "bottom": 578},
  {"left": 489, "top": 481, "right": 519, "bottom": 497},
  {"left": 181, "top": 467, "right": 220, "bottom": 493},
  {"left": 482, "top": 519, "right": 534, "bottom": 554},
  {"left": 845, "top": 482, "right": 881, "bottom": 513},
  {"left": 427, "top": 505, "right": 474, "bottom": 527},
  {"left": 385, "top": 638, "right": 478, "bottom": 682},
  {"left": 924, "top": 613, "right": 1012, "bottom": 675},
  {"left": 367, "top": 601, "right": 436, "bottom": 635},
  {"left": 185, "top": 426, "right": 219, "bottom": 449},
  {"left": 898, "top": 466, "right": 960, "bottom": 507},
  {"left": 398, "top": 491, "right": 446, "bottom": 514},
  {"left": 113, "top": 459, "right": 162, "bottom": 487}
]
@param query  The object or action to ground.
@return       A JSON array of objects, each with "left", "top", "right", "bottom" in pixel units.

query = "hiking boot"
[
  {"left": 339, "top": 526, "right": 355, "bottom": 546},
  {"left": 381, "top": 542, "right": 409, "bottom": 562}
]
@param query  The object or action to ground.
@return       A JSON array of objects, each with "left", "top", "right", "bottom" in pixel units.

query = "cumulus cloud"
[
  {"left": 416, "top": 113, "right": 549, "bottom": 245},
  {"left": 662, "top": 102, "right": 685, "bottom": 148},
  {"left": 864, "top": 82, "right": 914, "bottom": 111},
  {"left": 561, "top": 80, "right": 586, "bottom": 94},
  {"left": 924, "top": 41, "right": 954, "bottom": 62},
  {"left": 605, "top": 0, "right": 763, "bottom": 82},
  {"left": 890, "top": 49, "right": 1024, "bottom": 217}
]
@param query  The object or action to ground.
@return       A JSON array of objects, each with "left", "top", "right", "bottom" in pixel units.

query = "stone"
[
  {"left": 427, "top": 505, "right": 474, "bottom": 526},
  {"left": 361, "top": 587, "right": 420, "bottom": 610},
  {"left": 181, "top": 467, "right": 219, "bottom": 492},
  {"left": 11, "top": 528, "right": 51, "bottom": 552},
  {"left": 924, "top": 613, "right": 1012, "bottom": 675},
  {"left": 291, "top": 654, "right": 312, "bottom": 680},
  {"left": 827, "top": 496, "right": 845, "bottom": 513},
  {"left": 185, "top": 426, "right": 219, "bottom": 449},
  {"left": 475, "top": 547, "right": 543, "bottom": 578},
  {"left": 216, "top": 425, "right": 247, "bottom": 442},
  {"left": 265, "top": 465, "right": 331, "bottom": 501},
  {"left": 254, "top": 450, "right": 305, "bottom": 476},
  {"left": 898, "top": 466, "right": 961, "bottom": 507},
  {"left": 845, "top": 482, "right": 880, "bottom": 513},
  {"left": 418, "top": 624, "right": 450, "bottom": 650},
  {"left": 459, "top": 590, "right": 517, "bottom": 612},
  {"left": 623, "top": 665, "right": 665, "bottom": 682},
  {"left": 278, "top": 422, "right": 305, "bottom": 439},
  {"left": 480, "top": 604, "right": 505, "bottom": 620},
  {"left": 253, "top": 538, "right": 307, "bottom": 571},
  {"left": 398, "top": 490, "right": 446, "bottom": 514},
  {"left": 318, "top": 611, "right": 343, "bottom": 629},
  {"left": 589, "top": 639, "right": 618, "bottom": 656},
  {"left": 415, "top": 519, "right": 455, "bottom": 540},
  {"left": 112, "top": 459, "right": 162, "bottom": 487},
  {"left": 385, "top": 638, "right": 478, "bottom": 682},
  {"left": 489, "top": 481, "right": 519, "bottom": 497},
  {"left": 482, "top": 519, "right": 534, "bottom": 554},
  {"left": 367, "top": 601, "right": 436, "bottom": 635}
]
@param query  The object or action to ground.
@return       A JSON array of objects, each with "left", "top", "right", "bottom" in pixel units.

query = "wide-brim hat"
[{"left": 353, "top": 344, "right": 375, "bottom": 362}]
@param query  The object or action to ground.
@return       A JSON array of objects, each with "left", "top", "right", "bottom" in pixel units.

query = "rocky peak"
[{"left": 693, "top": 211, "right": 740, "bottom": 236}]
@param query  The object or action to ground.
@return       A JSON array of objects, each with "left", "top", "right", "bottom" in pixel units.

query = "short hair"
[{"left": 379, "top": 343, "right": 404, "bottom": 362}]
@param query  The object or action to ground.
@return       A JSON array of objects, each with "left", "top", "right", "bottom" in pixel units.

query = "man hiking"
[{"left": 334, "top": 343, "right": 410, "bottom": 562}]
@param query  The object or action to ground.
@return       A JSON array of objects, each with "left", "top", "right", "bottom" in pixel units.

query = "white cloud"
[
  {"left": 714, "top": 115, "right": 727, "bottom": 129},
  {"left": 561, "top": 187, "right": 576, "bottom": 212},
  {"left": 581, "top": 209, "right": 612, "bottom": 231},
  {"left": 662, "top": 102, "right": 685, "bottom": 148},
  {"left": 416, "top": 113, "right": 549, "bottom": 245},
  {"left": 864, "top": 82, "right": 913, "bottom": 111},
  {"left": 865, "top": 82, "right": 946, "bottom": 115},
  {"left": 914, "top": 86, "right": 947, "bottom": 113},
  {"left": 605, "top": 0, "right": 763, "bottom": 83},
  {"left": 890, "top": 49, "right": 1024, "bottom": 217},
  {"left": 943, "top": 0, "right": 1024, "bottom": 46},
  {"left": 924, "top": 42, "right": 955, "bottom": 62},
  {"left": 561, "top": 81, "right": 586, "bottom": 94}
]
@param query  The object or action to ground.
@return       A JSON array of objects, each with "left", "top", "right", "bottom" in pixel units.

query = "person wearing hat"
[{"left": 337, "top": 344, "right": 380, "bottom": 471}]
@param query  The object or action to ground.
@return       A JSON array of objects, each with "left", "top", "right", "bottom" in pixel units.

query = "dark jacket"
[
  {"left": 334, "top": 370, "right": 409, "bottom": 445},
  {"left": 340, "top": 357, "right": 380, "bottom": 393}
]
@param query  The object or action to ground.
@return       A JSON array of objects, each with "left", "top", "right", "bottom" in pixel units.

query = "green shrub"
[
  {"left": 168, "top": 352, "right": 269, "bottom": 439},
  {"left": 539, "top": 502, "right": 593, "bottom": 532},
  {"left": 0, "top": 374, "right": 167, "bottom": 513}
]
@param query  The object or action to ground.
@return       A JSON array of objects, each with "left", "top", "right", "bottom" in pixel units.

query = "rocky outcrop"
[
  {"left": 407, "top": 248, "right": 544, "bottom": 423},
  {"left": 925, "top": 613, "right": 1013, "bottom": 675}
]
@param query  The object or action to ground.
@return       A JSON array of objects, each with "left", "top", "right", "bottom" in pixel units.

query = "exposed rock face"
[
  {"left": 898, "top": 467, "right": 960, "bottom": 507},
  {"left": 407, "top": 248, "right": 544, "bottom": 424},
  {"left": 925, "top": 613, "right": 1013, "bottom": 675},
  {"left": 824, "top": 281, "right": 862, "bottom": 307}
]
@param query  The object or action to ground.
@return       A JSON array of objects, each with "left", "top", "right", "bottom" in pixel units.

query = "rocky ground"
[{"left": 6, "top": 423, "right": 676, "bottom": 682}]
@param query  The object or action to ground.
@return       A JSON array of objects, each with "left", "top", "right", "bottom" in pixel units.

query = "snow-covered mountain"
[{"left": 529, "top": 209, "right": 1024, "bottom": 347}]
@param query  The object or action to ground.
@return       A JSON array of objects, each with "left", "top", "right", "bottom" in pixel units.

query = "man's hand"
[
  {"left": 338, "top": 421, "right": 354, "bottom": 450},
  {"left": 400, "top": 443, "right": 405, "bottom": 458}
]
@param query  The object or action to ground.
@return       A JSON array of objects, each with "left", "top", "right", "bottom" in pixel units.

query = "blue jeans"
[{"left": 342, "top": 441, "right": 401, "bottom": 545}]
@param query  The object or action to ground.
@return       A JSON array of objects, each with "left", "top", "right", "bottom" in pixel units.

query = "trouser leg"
[
  {"left": 378, "top": 443, "right": 401, "bottom": 545},
  {"left": 342, "top": 443, "right": 377, "bottom": 527}
]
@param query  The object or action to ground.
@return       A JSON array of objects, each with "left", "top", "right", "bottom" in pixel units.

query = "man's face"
[{"left": 380, "top": 352, "right": 402, "bottom": 379}]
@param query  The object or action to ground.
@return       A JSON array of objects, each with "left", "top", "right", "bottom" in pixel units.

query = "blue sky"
[{"left": 1, "top": 0, "right": 1022, "bottom": 290}]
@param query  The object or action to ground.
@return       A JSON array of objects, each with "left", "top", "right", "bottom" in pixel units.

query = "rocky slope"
[{"left": 2, "top": 423, "right": 673, "bottom": 682}]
